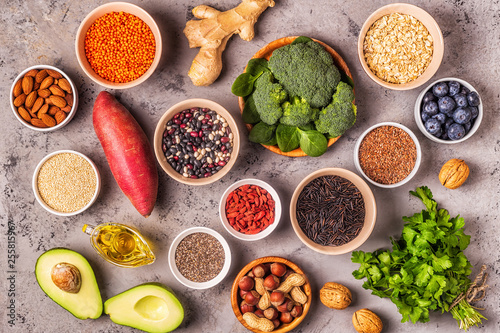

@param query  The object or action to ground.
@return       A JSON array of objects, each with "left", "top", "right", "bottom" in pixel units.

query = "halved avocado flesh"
[
  {"left": 105, "top": 283, "right": 184, "bottom": 333},
  {"left": 35, "top": 248, "right": 103, "bottom": 319}
]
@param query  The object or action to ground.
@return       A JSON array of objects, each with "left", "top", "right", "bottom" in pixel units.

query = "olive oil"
[{"left": 83, "top": 223, "right": 155, "bottom": 267}]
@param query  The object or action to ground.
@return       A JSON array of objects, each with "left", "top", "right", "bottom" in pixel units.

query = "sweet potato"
[{"left": 93, "top": 91, "right": 158, "bottom": 217}]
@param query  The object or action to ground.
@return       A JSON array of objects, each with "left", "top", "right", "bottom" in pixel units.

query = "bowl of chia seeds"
[
  {"left": 168, "top": 227, "right": 231, "bottom": 289},
  {"left": 154, "top": 98, "right": 240, "bottom": 185}
]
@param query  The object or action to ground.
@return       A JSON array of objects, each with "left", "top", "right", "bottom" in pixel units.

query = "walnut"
[
  {"left": 439, "top": 158, "right": 469, "bottom": 189},
  {"left": 352, "top": 308, "right": 383, "bottom": 333},
  {"left": 319, "top": 282, "right": 352, "bottom": 310}
]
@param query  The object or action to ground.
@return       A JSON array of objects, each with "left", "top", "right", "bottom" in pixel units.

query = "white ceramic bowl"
[
  {"left": 354, "top": 122, "right": 422, "bottom": 188},
  {"left": 168, "top": 227, "right": 231, "bottom": 289},
  {"left": 414, "top": 77, "right": 483, "bottom": 144},
  {"left": 10, "top": 65, "right": 79, "bottom": 131},
  {"left": 219, "top": 179, "right": 282, "bottom": 241},
  {"left": 75, "top": 2, "right": 162, "bottom": 89},
  {"left": 32, "top": 150, "right": 101, "bottom": 216}
]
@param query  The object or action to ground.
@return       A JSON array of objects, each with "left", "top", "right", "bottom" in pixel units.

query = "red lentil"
[
  {"left": 225, "top": 184, "right": 275, "bottom": 234},
  {"left": 84, "top": 11, "right": 156, "bottom": 83},
  {"left": 358, "top": 125, "right": 417, "bottom": 184}
]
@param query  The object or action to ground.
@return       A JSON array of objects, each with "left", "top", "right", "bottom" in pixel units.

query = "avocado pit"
[{"left": 51, "top": 262, "right": 82, "bottom": 293}]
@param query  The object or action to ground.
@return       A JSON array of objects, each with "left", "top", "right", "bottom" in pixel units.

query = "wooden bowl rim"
[
  {"left": 230, "top": 256, "right": 312, "bottom": 333},
  {"left": 238, "top": 36, "right": 354, "bottom": 157}
]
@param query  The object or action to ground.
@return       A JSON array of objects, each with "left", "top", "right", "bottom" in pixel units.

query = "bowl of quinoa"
[
  {"left": 75, "top": 2, "right": 162, "bottom": 89},
  {"left": 32, "top": 150, "right": 101, "bottom": 216}
]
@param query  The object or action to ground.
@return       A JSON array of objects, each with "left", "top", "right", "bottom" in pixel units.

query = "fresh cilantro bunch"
[{"left": 352, "top": 186, "right": 486, "bottom": 330}]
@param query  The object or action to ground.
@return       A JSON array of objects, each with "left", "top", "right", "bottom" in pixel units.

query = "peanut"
[
  {"left": 243, "top": 312, "right": 274, "bottom": 332},
  {"left": 290, "top": 286, "right": 307, "bottom": 305},
  {"left": 276, "top": 273, "right": 306, "bottom": 294},
  {"left": 255, "top": 277, "right": 266, "bottom": 295},
  {"left": 258, "top": 290, "right": 271, "bottom": 310}
]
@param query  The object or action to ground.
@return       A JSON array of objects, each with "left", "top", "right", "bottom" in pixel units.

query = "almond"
[
  {"left": 28, "top": 108, "right": 38, "bottom": 118},
  {"left": 35, "top": 69, "right": 48, "bottom": 83},
  {"left": 34, "top": 81, "right": 40, "bottom": 90},
  {"left": 25, "top": 91, "right": 38, "bottom": 108},
  {"left": 55, "top": 111, "right": 67, "bottom": 124},
  {"left": 32, "top": 97, "right": 44, "bottom": 113},
  {"left": 13, "top": 93, "right": 26, "bottom": 107},
  {"left": 48, "top": 105, "right": 60, "bottom": 116},
  {"left": 40, "top": 113, "right": 56, "bottom": 127},
  {"left": 61, "top": 105, "right": 72, "bottom": 113},
  {"left": 45, "top": 98, "right": 53, "bottom": 105},
  {"left": 49, "top": 95, "right": 67, "bottom": 108},
  {"left": 57, "top": 78, "right": 72, "bottom": 94},
  {"left": 40, "top": 76, "right": 54, "bottom": 90},
  {"left": 17, "top": 106, "right": 32, "bottom": 122},
  {"left": 31, "top": 118, "right": 48, "bottom": 128},
  {"left": 13, "top": 79, "right": 23, "bottom": 97},
  {"left": 38, "top": 104, "right": 49, "bottom": 115},
  {"left": 38, "top": 89, "right": 51, "bottom": 98},
  {"left": 46, "top": 69, "right": 63, "bottom": 79},
  {"left": 49, "top": 85, "right": 66, "bottom": 97},
  {"left": 24, "top": 69, "right": 39, "bottom": 77},
  {"left": 22, "top": 76, "right": 34, "bottom": 95},
  {"left": 64, "top": 93, "right": 73, "bottom": 107}
]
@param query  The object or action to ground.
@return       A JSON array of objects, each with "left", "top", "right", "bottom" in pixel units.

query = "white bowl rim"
[
  {"left": 75, "top": 1, "right": 162, "bottom": 89},
  {"left": 414, "top": 77, "right": 483, "bottom": 144},
  {"left": 10, "top": 65, "right": 79, "bottom": 132},
  {"left": 32, "top": 150, "right": 101, "bottom": 216},
  {"left": 168, "top": 226, "right": 232, "bottom": 289},
  {"left": 289, "top": 167, "right": 377, "bottom": 255},
  {"left": 354, "top": 122, "right": 422, "bottom": 188},
  {"left": 154, "top": 98, "right": 240, "bottom": 186},
  {"left": 219, "top": 178, "right": 282, "bottom": 241}
]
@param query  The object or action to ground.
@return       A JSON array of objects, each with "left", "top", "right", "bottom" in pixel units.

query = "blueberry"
[
  {"left": 421, "top": 111, "right": 431, "bottom": 122},
  {"left": 444, "top": 117, "right": 455, "bottom": 132},
  {"left": 425, "top": 118, "right": 441, "bottom": 135},
  {"left": 467, "top": 91, "right": 480, "bottom": 106},
  {"left": 423, "top": 91, "right": 436, "bottom": 104},
  {"left": 448, "top": 81, "right": 461, "bottom": 96},
  {"left": 433, "top": 127, "right": 443, "bottom": 138},
  {"left": 453, "top": 107, "right": 472, "bottom": 124},
  {"left": 448, "top": 123, "right": 466, "bottom": 140},
  {"left": 460, "top": 86, "right": 470, "bottom": 95},
  {"left": 464, "top": 121, "right": 472, "bottom": 133},
  {"left": 432, "top": 113, "right": 447, "bottom": 124},
  {"left": 433, "top": 82, "right": 449, "bottom": 97},
  {"left": 454, "top": 93, "right": 468, "bottom": 108},
  {"left": 423, "top": 101, "right": 439, "bottom": 116},
  {"left": 438, "top": 96, "right": 456, "bottom": 115},
  {"left": 441, "top": 132, "right": 449, "bottom": 140},
  {"left": 469, "top": 106, "right": 479, "bottom": 119}
]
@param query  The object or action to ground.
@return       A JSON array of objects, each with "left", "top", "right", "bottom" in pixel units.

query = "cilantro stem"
[{"left": 450, "top": 299, "right": 486, "bottom": 331}]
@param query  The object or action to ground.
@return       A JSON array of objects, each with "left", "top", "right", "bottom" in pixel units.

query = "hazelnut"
[
  {"left": 239, "top": 289, "right": 249, "bottom": 299},
  {"left": 239, "top": 276, "right": 255, "bottom": 291},
  {"left": 264, "top": 307, "right": 278, "bottom": 320},
  {"left": 263, "top": 274, "right": 280, "bottom": 290},
  {"left": 270, "top": 290, "right": 285, "bottom": 307},
  {"left": 252, "top": 264, "right": 267, "bottom": 278},
  {"left": 270, "top": 262, "right": 287, "bottom": 277},
  {"left": 254, "top": 309, "right": 265, "bottom": 318},
  {"left": 244, "top": 290, "right": 261, "bottom": 306},
  {"left": 352, "top": 308, "right": 382, "bottom": 333},
  {"left": 290, "top": 304, "right": 303, "bottom": 318},
  {"left": 240, "top": 300, "right": 255, "bottom": 314},
  {"left": 51, "top": 263, "right": 81, "bottom": 293},
  {"left": 276, "top": 298, "right": 293, "bottom": 313},
  {"left": 280, "top": 311, "right": 293, "bottom": 324},
  {"left": 320, "top": 282, "right": 352, "bottom": 310},
  {"left": 272, "top": 318, "right": 281, "bottom": 329}
]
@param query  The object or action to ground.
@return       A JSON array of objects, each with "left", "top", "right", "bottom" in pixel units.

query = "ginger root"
[{"left": 183, "top": 0, "right": 275, "bottom": 86}]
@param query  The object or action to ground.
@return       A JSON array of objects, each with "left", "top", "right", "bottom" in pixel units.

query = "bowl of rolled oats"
[{"left": 358, "top": 3, "right": 444, "bottom": 90}]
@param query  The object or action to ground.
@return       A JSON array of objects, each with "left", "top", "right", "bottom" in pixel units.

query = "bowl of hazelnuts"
[{"left": 230, "top": 256, "right": 311, "bottom": 333}]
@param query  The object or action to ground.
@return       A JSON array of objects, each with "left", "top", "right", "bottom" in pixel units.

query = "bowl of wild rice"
[
  {"left": 358, "top": 3, "right": 444, "bottom": 90},
  {"left": 32, "top": 150, "right": 101, "bottom": 216},
  {"left": 290, "top": 168, "right": 376, "bottom": 255}
]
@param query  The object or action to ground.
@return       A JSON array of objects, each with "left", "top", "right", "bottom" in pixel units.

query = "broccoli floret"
[
  {"left": 315, "top": 82, "right": 357, "bottom": 137},
  {"left": 280, "top": 96, "right": 318, "bottom": 127},
  {"left": 252, "top": 71, "right": 288, "bottom": 125},
  {"left": 268, "top": 40, "right": 341, "bottom": 109}
]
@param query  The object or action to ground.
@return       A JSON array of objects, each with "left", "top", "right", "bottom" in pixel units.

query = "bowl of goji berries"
[
  {"left": 219, "top": 179, "right": 282, "bottom": 241},
  {"left": 75, "top": 2, "right": 162, "bottom": 89}
]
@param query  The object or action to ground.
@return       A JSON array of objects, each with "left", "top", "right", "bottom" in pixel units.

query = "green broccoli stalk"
[
  {"left": 268, "top": 40, "right": 340, "bottom": 108},
  {"left": 280, "top": 96, "right": 318, "bottom": 127},
  {"left": 252, "top": 71, "right": 288, "bottom": 125},
  {"left": 315, "top": 82, "right": 356, "bottom": 138}
]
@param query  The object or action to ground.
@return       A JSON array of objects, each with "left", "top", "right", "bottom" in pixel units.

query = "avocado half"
[
  {"left": 35, "top": 248, "right": 103, "bottom": 319},
  {"left": 104, "top": 283, "right": 184, "bottom": 333}
]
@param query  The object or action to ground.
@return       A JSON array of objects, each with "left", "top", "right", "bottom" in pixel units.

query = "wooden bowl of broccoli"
[{"left": 235, "top": 36, "right": 355, "bottom": 157}]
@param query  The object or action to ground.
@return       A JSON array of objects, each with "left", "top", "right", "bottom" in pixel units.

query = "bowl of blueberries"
[{"left": 415, "top": 78, "right": 482, "bottom": 143}]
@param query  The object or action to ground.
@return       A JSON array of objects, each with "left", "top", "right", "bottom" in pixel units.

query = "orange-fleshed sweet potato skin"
[{"left": 93, "top": 91, "right": 158, "bottom": 217}]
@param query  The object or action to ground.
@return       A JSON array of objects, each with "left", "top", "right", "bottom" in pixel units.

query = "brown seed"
[
  {"left": 38, "top": 104, "right": 49, "bottom": 115},
  {"left": 40, "top": 113, "right": 56, "bottom": 127},
  {"left": 48, "top": 105, "right": 60, "bottom": 116},
  {"left": 40, "top": 76, "right": 54, "bottom": 90},
  {"left": 25, "top": 91, "right": 38, "bottom": 108},
  {"left": 46, "top": 69, "right": 63, "bottom": 79},
  {"left": 64, "top": 93, "right": 73, "bottom": 107},
  {"left": 55, "top": 111, "right": 67, "bottom": 124},
  {"left": 17, "top": 106, "right": 32, "bottom": 122},
  {"left": 31, "top": 118, "right": 48, "bottom": 128},
  {"left": 22, "top": 76, "right": 34, "bottom": 95},
  {"left": 28, "top": 108, "right": 38, "bottom": 118},
  {"left": 61, "top": 105, "right": 72, "bottom": 113},
  {"left": 32, "top": 97, "right": 44, "bottom": 113},
  {"left": 57, "top": 78, "right": 72, "bottom": 94},
  {"left": 49, "top": 85, "right": 66, "bottom": 97},
  {"left": 24, "top": 69, "right": 39, "bottom": 77},
  {"left": 38, "top": 89, "right": 51, "bottom": 98},
  {"left": 35, "top": 69, "right": 48, "bottom": 83},
  {"left": 13, "top": 93, "right": 26, "bottom": 107},
  {"left": 13, "top": 79, "right": 23, "bottom": 97},
  {"left": 49, "top": 95, "right": 67, "bottom": 108},
  {"left": 34, "top": 81, "right": 40, "bottom": 90},
  {"left": 45, "top": 98, "right": 53, "bottom": 105}
]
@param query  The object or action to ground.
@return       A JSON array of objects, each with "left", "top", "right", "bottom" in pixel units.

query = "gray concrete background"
[{"left": 1, "top": 0, "right": 499, "bottom": 332}]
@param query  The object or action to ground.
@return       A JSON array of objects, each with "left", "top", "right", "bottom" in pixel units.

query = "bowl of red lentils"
[
  {"left": 32, "top": 150, "right": 101, "bottom": 216},
  {"left": 219, "top": 179, "right": 282, "bottom": 241},
  {"left": 75, "top": 2, "right": 162, "bottom": 89},
  {"left": 354, "top": 122, "right": 421, "bottom": 188}
]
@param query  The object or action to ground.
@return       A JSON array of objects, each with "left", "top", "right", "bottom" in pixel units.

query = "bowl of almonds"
[
  {"left": 358, "top": 3, "right": 444, "bottom": 90},
  {"left": 10, "top": 65, "right": 78, "bottom": 131}
]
